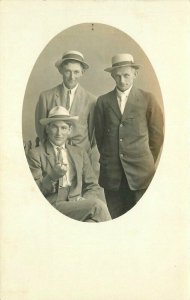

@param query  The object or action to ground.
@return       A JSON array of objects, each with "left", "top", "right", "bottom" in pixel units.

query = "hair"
[
  {"left": 46, "top": 120, "right": 72, "bottom": 128},
  {"left": 60, "top": 59, "right": 84, "bottom": 69},
  {"left": 111, "top": 66, "right": 138, "bottom": 76}
]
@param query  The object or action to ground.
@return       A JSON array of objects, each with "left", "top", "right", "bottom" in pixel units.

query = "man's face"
[
  {"left": 46, "top": 120, "right": 72, "bottom": 146},
  {"left": 111, "top": 66, "right": 137, "bottom": 92},
  {"left": 60, "top": 61, "right": 84, "bottom": 89}
]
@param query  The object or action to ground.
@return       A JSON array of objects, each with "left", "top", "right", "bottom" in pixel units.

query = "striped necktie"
[
  {"left": 56, "top": 147, "right": 70, "bottom": 188},
  {"left": 65, "top": 89, "right": 71, "bottom": 110},
  {"left": 56, "top": 147, "right": 64, "bottom": 187},
  {"left": 56, "top": 146, "right": 64, "bottom": 164}
]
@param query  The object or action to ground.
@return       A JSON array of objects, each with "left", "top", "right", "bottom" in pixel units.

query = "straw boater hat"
[
  {"left": 40, "top": 106, "right": 79, "bottom": 126},
  {"left": 55, "top": 50, "right": 89, "bottom": 71},
  {"left": 104, "top": 53, "right": 141, "bottom": 72}
]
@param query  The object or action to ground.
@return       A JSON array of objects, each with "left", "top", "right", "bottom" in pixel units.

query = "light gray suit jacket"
[
  {"left": 27, "top": 141, "right": 100, "bottom": 205},
  {"left": 35, "top": 84, "right": 96, "bottom": 153}
]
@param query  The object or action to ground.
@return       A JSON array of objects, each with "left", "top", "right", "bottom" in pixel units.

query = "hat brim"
[
  {"left": 55, "top": 58, "right": 89, "bottom": 70},
  {"left": 40, "top": 116, "right": 79, "bottom": 126},
  {"left": 104, "top": 63, "right": 141, "bottom": 72}
]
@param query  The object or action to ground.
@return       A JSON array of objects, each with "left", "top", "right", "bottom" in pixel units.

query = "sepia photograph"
[
  {"left": 1, "top": 2, "right": 189, "bottom": 300},
  {"left": 22, "top": 23, "right": 164, "bottom": 222}
]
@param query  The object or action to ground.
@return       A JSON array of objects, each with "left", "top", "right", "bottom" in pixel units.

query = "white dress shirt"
[
  {"left": 116, "top": 85, "right": 133, "bottom": 114},
  {"left": 50, "top": 141, "right": 71, "bottom": 187},
  {"left": 63, "top": 82, "right": 78, "bottom": 111}
]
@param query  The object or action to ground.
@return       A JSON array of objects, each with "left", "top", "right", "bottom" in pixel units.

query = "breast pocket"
[
  {"left": 123, "top": 114, "right": 147, "bottom": 137},
  {"left": 138, "top": 117, "right": 148, "bottom": 136},
  {"left": 123, "top": 115, "right": 138, "bottom": 136}
]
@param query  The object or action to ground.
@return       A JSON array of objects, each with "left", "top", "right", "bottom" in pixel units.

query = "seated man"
[{"left": 27, "top": 106, "right": 111, "bottom": 222}]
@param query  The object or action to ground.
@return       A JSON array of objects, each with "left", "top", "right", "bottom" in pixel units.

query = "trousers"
[
  {"left": 56, "top": 197, "right": 111, "bottom": 222},
  {"left": 47, "top": 187, "right": 111, "bottom": 222},
  {"left": 104, "top": 172, "right": 146, "bottom": 219}
]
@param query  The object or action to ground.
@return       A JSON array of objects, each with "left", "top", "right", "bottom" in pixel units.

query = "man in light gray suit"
[
  {"left": 95, "top": 53, "right": 164, "bottom": 219},
  {"left": 35, "top": 50, "right": 97, "bottom": 166},
  {"left": 28, "top": 106, "right": 111, "bottom": 222}
]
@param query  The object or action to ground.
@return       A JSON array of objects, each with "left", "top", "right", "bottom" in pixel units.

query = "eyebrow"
[
  {"left": 115, "top": 73, "right": 130, "bottom": 77},
  {"left": 50, "top": 124, "right": 69, "bottom": 128}
]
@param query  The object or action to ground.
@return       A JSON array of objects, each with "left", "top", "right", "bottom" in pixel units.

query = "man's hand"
[
  {"left": 76, "top": 196, "right": 86, "bottom": 201},
  {"left": 49, "top": 163, "right": 67, "bottom": 181}
]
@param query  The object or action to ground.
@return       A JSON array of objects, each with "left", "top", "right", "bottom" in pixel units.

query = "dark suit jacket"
[
  {"left": 35, "top": 84, "right": 96, "bottom": 152},
  {"left": 94, "top": 86, "right": 164, "bottom": 191},
  {"left": 27, "top": 141, "right": 100, "bottom": 205}
]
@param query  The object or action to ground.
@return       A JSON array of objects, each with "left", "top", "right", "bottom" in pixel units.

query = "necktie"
[
  {"left": 119, "top": 94, "right": 127, "bottom": 114},
  {"left": 56, "top": 147, "right": 70, "bottom": 188},
  {"left": 56, "top": 146, "right": 64, "bottom": 164},
  {"left": 65, "top": 90, "right": 71, "bottom": 110},
  {"left": 56, "top": 147, "right": 71, "bottom": 202}
]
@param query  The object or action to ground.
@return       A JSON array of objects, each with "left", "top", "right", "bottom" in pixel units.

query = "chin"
[
  {"left": 118, "top": 86, "right": 128, "bottom": 91},
  {"left": 66, "top": 82, "right": 76, "bottom": 89},
  {"left": 54, "top": 140, "right": 65, "bottom": 146}
]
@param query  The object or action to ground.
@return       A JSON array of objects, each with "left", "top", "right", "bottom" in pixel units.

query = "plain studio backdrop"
[
  {"left": 1, "top": 2, "right": 190, "bottom": 300},
  {"left": 22, "top": 23, "right": 163, "bottom": 142}
]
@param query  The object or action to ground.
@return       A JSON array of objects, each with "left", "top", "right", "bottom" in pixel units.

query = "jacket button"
[
  {"left": 120, "top": 153, "right": 124, "bottom": 157},
  {"left": 120, "top": 138, "right": 123, "bottom": 142},
  {"left": 120, "top": 123, "right": 123, "bottom": 127}
]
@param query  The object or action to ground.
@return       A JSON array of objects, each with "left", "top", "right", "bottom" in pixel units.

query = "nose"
[
  {"left": 69, "top": 72, "right": 75, "bottom": 80},
  {"left": 56, "top": 127, "right": 62, "bottom": 135},
  {"left": 120, "top": 76, "right": 125, "bottom": 84}
]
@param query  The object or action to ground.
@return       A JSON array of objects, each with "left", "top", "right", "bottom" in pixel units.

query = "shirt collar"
[
  {"left": 116, "top": 85, "right": 133, "bottom": 97},
  {"left": 49, "top": 140, "right": 66, "bottom": 151},
  {"left": 62, "top": 82, "right": 78, "bottom": 95}
]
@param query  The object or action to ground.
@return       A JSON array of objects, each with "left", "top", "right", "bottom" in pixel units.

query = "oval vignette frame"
[{"left": 22, "top": 23, "right": 164, "bottom": 222}]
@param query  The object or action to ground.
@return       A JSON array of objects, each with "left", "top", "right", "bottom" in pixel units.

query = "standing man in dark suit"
[
  {"left": 35, "top": 50, "right": 96, "bottom": 165},
  {"left": 28, "top": 106, "right": 111, "bottom": 222},
  {"left": 94, "top": 53, "right": 164, "bottom": 219}
]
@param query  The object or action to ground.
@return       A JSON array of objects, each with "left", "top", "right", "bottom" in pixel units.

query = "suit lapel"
[
  {"left": 54, "top": 84, "right": 66, "bottom": 107},
  {"left": 70, "top": 85, "right": 85, "bottom": 115},
  {"left": 53, "top": 84, "right": 86, "bottom": 114},
  {"left": 66, "top": 145, "right": 79, "bottom": 183},
  {"left": 44, "top": 142, "right": 77, "bottom": 184},
  {"left": 121, "top": 86, "right": 139, "bottom": 120},
  {"left": 44, "top": 141, "right": 57, "bottom": 168},
  {"left": 45, "top": 141, "right": 77, "bottom": 171},
  {"left": 107, "top": 88, "right": 121, "bottom": 120}
]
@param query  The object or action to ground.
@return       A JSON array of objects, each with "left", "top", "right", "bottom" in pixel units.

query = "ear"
[
  {"left": 111, "top": 72, "right": 115, "bottom": 79},
  {"left": 58, "top": 65, "right": 63, "bottom": 75},
  {"left": 58, "top": 62, "right": 66, "bottom": 75},
  {"left": 134, "top": 69, "right": 138, "bottom": 78},
  {"left": 67, "top": 125, "right": 72, "bottom": 136},
  {"left": 81, "top": 68, "right": 85, "bottom": 76},
  {"left": 45, "top": 124, "right": 49, "bottom": 134}
]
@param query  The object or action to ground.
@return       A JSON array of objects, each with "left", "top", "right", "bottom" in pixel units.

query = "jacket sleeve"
[
  {"left": 27, "top": 149, "right": 56, "bottom": 196},
  {"left": 81, "top": 150, "right": 101, "bottom": 200},
  {"left": 94, "top": 97, "right": 104, "bottom": 153},
  {"left": 35, "top": 93, "right": 48, "bottom": 142},
  {"left": 147, "top": 94, "right": 164, "bottom": 162},
  {"left": 87, "top": 98, "right": 96, "bottom": 149}
]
